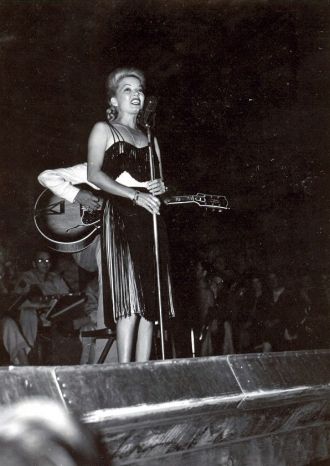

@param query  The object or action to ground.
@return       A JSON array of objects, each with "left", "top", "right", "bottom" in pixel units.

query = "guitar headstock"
[
  {"left": 163, "top": 193, "right": 230, "bottom": 211},
  {"left": 194, "top": 193, "right": 229, "bottom": 211}
]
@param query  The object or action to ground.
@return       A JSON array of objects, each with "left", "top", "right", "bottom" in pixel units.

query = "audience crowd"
[
  {"left": 189, "top": 242, "right": 330, "bottom": 357},
  {"left": 0, "top": 237, "right": 329, "bottom": 364}
]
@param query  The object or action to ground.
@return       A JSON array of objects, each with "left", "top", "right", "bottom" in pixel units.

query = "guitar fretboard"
[{"left": 165, "top": 196, "right": 195, "bottom": 203}]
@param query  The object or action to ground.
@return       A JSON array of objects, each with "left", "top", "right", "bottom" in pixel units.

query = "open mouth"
[{"left": 131, "top": 99, "right": 140, "bottom": 105}]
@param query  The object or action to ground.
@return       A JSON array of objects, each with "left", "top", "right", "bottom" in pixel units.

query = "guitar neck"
[
  {"left": 164, "top": 195, "right": 196, "bottom": 205},
  {"left": 42, "top": 292, "right": 83, "bottom": 301}
]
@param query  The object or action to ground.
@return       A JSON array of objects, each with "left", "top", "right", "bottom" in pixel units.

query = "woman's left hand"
[{"left": 146, "top": 178, "right": 167, "bottom": 196}]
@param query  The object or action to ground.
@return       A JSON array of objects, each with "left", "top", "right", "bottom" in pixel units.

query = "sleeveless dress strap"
[
  {"left": 107, "top": 123, "right": 128, "bottom": 154},
  {"left": 108, "top": 122, "right": 122, "bottom": 140}
]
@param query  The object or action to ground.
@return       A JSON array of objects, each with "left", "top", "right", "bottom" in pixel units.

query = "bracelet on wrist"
[{"left": 132, "top": 190, "right": 140, "bottom": 205}]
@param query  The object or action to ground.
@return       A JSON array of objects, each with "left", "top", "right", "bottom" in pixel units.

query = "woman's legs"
[
  {"left": 135, "top": 316, "right": 153, "bottom": 362},
  {"left": 116, "top": 315, "right": 138, "bottom": 363},
  {"left": 117, "top": 314, "right": 154, "bottom": 363}
]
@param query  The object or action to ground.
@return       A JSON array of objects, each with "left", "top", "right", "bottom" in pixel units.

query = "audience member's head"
[
  {"left": 33, "top": 250, "right": 52, "bottom": 274},
  {"left": 252, "top": 276, "right": 263, "bottom": 296},
  {"left": 207, "top": 270, "right": 225, "bottom": 295},
  {"left": 300, "top": 273, "right": 314, "bottom": 289},
  {"left": 267, "top": 271, "right": 282, "bottom": 291},
  {"left": 213, "top": 255, "right": 226, "bottom": 273},
  {"left": 0, "top": 398, "right": 109, "bottom": 466},
  {"left": 195, "top": 260, "right": 209, "bottom": 282}
]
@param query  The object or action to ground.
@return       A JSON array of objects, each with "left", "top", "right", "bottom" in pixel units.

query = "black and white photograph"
[{"left": 0, "top": 1, "right": 329, "bottom": 465}]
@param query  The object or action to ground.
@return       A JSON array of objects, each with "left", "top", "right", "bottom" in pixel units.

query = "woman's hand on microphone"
[
  {"left": 146, "top": 178, "right": 167, "bottom": 196},
  {"left": 135, "top": 192, "right": 160, "bottom": 215}
]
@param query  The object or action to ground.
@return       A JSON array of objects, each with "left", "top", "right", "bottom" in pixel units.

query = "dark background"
[{"left": 0, "top": 0, "right": 329, "bottom": 288}]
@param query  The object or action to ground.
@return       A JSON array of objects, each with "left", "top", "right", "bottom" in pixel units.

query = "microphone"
[{"left": 141, "top": 95, "right": 158, "bottom": 127}]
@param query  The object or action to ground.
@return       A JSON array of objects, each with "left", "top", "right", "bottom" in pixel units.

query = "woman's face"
[{"left": 111, "top": 76, "right": 145, "bottom": 115}]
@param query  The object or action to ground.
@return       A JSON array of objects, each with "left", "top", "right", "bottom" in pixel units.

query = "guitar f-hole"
[{"left": 35, "top": 200, "right": 65, "bottom": 217}]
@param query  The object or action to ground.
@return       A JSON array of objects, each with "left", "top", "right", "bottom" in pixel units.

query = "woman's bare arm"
[{"left": 87, "top": 122, "right": 160, "bottom": 214}]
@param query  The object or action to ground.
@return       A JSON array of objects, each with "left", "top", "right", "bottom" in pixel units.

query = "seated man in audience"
[
  {"left": 8, "top": 250, "right": 71, "bottom": 363},
  {"left": 15, "top": 250, "right": 70, "bottom": 297}
]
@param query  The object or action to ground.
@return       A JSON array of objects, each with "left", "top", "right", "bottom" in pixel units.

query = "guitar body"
[{"left": 34, "top": 187, "right": 102, "bottom": 253}]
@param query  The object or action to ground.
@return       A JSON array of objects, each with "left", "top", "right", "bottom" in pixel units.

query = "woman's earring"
[{"left": 106, "top": 106, "right": 116, "bottom": 122}]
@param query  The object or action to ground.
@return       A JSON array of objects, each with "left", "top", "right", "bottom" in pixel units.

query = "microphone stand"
[{"left": 145, "top": 122, "right": 166, "bottom": 360}]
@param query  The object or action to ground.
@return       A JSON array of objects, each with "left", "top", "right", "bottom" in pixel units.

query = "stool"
[{"left": 81, "top": 328, "right": 116, "bottom": 364}]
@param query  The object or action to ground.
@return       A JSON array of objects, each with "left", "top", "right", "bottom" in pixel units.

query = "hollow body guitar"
[
  {"left": 34, "top": 188, "right": 229, "bottom": 254},
  {"left": 34, "top": 185, "right": 103, "bottom": 253}
]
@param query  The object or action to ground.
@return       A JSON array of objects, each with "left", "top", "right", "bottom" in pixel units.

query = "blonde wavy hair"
[{"left": 105, "top": 67, "right": 146, "bottom": 122}]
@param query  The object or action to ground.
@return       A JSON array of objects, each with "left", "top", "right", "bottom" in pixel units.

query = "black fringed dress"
[{"left": 101, "top": 124, "right": 175, "bottom": 328}]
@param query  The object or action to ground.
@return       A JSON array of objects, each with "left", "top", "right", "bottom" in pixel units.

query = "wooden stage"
[{"left": 0, "top": 351, "right": 330, "bottom": 465}]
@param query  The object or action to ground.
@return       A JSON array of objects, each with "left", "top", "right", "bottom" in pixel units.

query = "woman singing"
[{"left": 87, "top": 67, "right": 175, "bottom": 363}]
